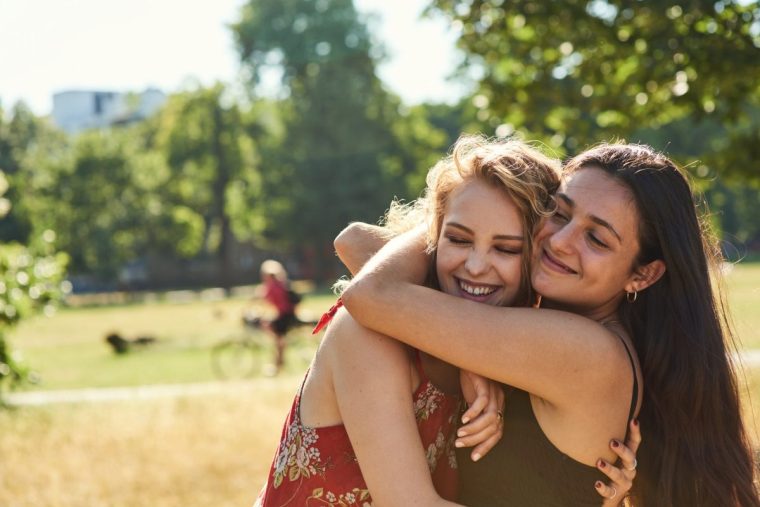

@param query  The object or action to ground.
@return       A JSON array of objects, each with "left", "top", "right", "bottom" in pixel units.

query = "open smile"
[{"left": 455, "top": 277, "right": 501, "bottom": 299}]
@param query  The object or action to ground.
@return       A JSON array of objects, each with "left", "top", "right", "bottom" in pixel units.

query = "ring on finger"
[
  {"left": 496, "top": 410, "right": 504, "bottom": 420},
  {"left": 609, "top": 486, "right": 617, "bottom": 499},
  {"left": 625, "top": 458, "right": 637, "bottom": 471}
]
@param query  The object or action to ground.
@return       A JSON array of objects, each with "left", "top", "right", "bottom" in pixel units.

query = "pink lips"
[{"left": 541, "top": 249, "right": 577, "bottom": 275}]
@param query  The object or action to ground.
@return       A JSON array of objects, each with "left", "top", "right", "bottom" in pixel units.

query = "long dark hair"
[{"left": 565, "top": 144, "right": 759, "bottom": 506}]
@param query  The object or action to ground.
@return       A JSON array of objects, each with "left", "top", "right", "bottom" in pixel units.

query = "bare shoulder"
[
  {"left": 601, "top": 321, "right": 643, "bottom": 415},
  {"left": 322, "top": 308, "right": 413, "bottom": 378}
]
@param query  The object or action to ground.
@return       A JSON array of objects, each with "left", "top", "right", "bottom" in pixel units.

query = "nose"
[
  {"left": 547, "top": 221, "right": 577, "bottom": 255},
  {"left": 464, "top": 247, "right": 490, "bottom": 277}
]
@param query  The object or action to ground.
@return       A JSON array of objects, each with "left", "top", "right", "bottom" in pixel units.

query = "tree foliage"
[
  {"left": 232, "top": 0, "right": 434, "bottom": 276},
  {"left": 152, "top": 84, "right": 259, "bottom": 287},
  {"left": 0, "top": 165, "right": 68, "bottom": 397},
  {"left": 429, "top": 0, "right": 760, "bottom": 180}
]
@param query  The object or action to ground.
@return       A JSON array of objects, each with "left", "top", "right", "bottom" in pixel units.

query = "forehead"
[
  {"left": 444, "top": 179, "right": 523, "bottom": 234},
  {"left": 561, "top": 168, "right": 639, "bottom": 240}
]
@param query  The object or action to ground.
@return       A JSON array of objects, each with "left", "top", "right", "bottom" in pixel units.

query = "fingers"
[
  {"left": 455, "top": 411, "right": 502, "bottom": 448},
  {"left": 610, "top": 438, "right": 637, "bottom": 473},
  {"left": 467, "top": 429, "right": 502, "bottom": 462},
  {"left": 596, "top": 458, "right": 632, "bottom": 492},
  {"left": 461, "top": 393, "right": 489, "bottom": 425},
  {"left": 625, "top": 419, "right": 642, "bottom": 454},
  {"left": 595, "top": 480, "right": 620, "bottom": 506}
]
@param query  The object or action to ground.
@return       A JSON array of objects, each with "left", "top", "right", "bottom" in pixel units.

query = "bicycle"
[{"left": 211, "top": 313, "right": 318, "bottom": 380}]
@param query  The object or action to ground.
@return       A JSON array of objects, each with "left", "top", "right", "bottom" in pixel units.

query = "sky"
[{"left": 0, "top": 0, "right": 467, "bottom": 116}]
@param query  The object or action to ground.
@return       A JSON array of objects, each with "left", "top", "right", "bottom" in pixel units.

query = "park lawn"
[
  {"left": 5, "top": 263, "right": 760, "bottom": 391},
  {"left": 9, "top": 292, "right": 337, "bottom": 391},
  {"left": 725, "top": 262, "right": 760, "bottom": 349},
  {"left": 0, "top": 377, "right": 300, "bottom": 507}
]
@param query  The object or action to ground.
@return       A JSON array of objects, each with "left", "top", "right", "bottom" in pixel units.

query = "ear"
[{"left": 624, "top": 259, "right": 666, "bottom": 293}]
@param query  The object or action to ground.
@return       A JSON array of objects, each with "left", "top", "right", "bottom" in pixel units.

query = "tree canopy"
[{"left": 430, "top": 0, "right": 760, "bottom": 180}]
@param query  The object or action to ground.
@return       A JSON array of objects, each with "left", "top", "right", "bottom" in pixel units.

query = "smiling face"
[
  {"left": 531, "top": 167, "right": 645, "bottom": 319},
  {"left": 435, "top": 178, "right": 525, "bottom": 307}
]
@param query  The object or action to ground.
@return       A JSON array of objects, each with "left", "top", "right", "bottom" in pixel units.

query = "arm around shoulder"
[{"left": 325, "top": 310, "right": 461, "bottom": 507}]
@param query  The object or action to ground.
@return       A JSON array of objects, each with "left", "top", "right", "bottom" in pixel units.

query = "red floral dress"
[{"left": 254, "top": 351, "right": 461, "bottom": 506}]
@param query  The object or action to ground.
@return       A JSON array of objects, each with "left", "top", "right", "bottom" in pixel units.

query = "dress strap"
[
  {"left": 293, "top": 368, "right": 314, "bottom": 426},
  {"left": 413, "top": 349, "right": 429, "bottom": 384},
  {"left": 312, "top": 298, "right": 344, "bottom": 334}
]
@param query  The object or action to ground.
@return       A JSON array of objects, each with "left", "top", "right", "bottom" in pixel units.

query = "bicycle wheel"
[{"left": 211, "top": 340, "right": 262, "bottom": 379}]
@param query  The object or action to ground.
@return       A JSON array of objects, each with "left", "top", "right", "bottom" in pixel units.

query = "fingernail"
[
  {"left": 598, "top": 459, "right": 606, "bottom": 468},
  {"left": 461, "top": 416, "right": 470, "bottom": 424},
  {"left": 472, "top": 453, "right": 481, "bottom": 462},
  {"left": 632, "top": 419, "right": 639, "bottom": 427},
  {"left": 457, "top": 430, "right": 466, "bottom": 438},
  {"left": 611, "top": 440, "right": 620, "bottom": 448},
  {"left": 455, "top": 440, "right": 464, "bottom": 448},
  {"left": 595, "top": 481, "right": 603, "bottom": 489}
]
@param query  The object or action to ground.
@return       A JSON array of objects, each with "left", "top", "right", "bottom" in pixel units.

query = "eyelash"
[
  {"left": 445, "top": 235, "right": 521, "bottom": 254},
  {"left": 588, "top": 234, "right": 608, "bottom": 249},
  {"left": 446, "top": 235, "right": 469, "bottom": 245}
]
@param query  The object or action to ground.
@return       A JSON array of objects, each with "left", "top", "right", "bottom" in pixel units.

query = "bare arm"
[
  {"left": 341, "top": 229, "right": 630, "bottom": 412},
  {"left": 334, "top": 222, "right": 394, "bottom": 276},
  {"left": 326, "top": 309, "right": 461, "bottom": 507}
]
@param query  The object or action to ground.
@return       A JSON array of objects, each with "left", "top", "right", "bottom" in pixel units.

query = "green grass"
[
  {"left": 9, "top": 293, "right": 338, "bottom": 391},
  {"left": 5, "top": 263, "right": 760, "bottom": 392},
  {"left": 725, "top": 262, "right": 760, "bottom": 349}
]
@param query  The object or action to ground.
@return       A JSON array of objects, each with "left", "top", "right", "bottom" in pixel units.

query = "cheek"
[
  {"left": 496, "top": 257, "right": 523, "bottom": 288},
  {"left": 435, "top": 246, "right": 460, "bottom": 278}
]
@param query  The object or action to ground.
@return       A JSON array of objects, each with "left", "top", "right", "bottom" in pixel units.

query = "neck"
[{"left": 541, "top": 297, "right": 620, "bottom": 324}]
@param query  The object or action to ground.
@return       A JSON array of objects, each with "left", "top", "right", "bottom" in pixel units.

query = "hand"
[
  {"left": 456, "top": 370, "right": 505, "bottom": 462},
  {"left": 596, "top": 419, "right": 642, "bottom": 506}
]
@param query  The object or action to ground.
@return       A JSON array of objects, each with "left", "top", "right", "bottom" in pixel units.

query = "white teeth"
[{"left": 459, "top": 281, "right": 496, "bottom": 296}]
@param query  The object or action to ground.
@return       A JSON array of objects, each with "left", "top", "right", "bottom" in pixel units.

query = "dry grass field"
[{"left": 0, "top": 377, "right": 300, "bottom": 507}]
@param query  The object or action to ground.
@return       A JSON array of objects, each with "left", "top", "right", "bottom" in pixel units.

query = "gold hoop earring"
[{"left": 626, "top": 291, "right": 638, "bottom": 303}]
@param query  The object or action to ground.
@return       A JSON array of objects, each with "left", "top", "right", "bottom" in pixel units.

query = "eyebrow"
[
  {"left": 445, "top": 221, "right": 523, "bottom": 241},
  {"left": 556, "top": 193, "right": 623, "bottom": 243}
]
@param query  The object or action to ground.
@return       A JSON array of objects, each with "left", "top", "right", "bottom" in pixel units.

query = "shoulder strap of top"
[
  {"left": 294, "top": 369, "right": 311, "bottom": 424},
  {"left": 311, "top": 298, "right": 344, "bottom": 334},
  {"left": 413, "top": 349, "right": 429, "bottom": 384},
  {"left": 604, "top": 323, "right": 639, "bottom": 427}
]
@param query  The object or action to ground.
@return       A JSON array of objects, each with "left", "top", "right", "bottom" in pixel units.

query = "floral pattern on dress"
[
  {"left": 272, "top": 423, "right": 326, "bottom": 488},
  {"left": 413, "top": 382, "right": 442, "bottom": 421},
  {"left": 306, "top": 486, "right": 372, "bottom": 506},
  {"left": 257, "top": 352, "right": 461, "bottom": 506}
]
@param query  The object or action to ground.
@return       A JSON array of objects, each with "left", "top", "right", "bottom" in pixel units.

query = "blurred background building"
[{"left": 52, "top": 88, "right": 166, "bottom": 133}]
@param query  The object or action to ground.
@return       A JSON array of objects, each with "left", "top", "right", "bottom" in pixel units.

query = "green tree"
[
  {"left": 429, "top": 0, "right": 760, "bottom": 179},
  {"left": 153, "top": 84, "right": 258, "bottom": 288},
  {"left": 232, "top": 0, "right": 416, "bottom": 278},
  {"left": 0, "top": 102, "right": 62, "bottom": 243},
  {"left": 0, "top": 168, "right": 68, "bottom": 399}
]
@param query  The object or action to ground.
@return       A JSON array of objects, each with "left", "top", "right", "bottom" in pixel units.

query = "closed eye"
[
  {"left": 588, "top": 233, "right": 608, "bottom": 249},
  {"left": 446, "top": 235, "right": 470, "bottom": 245},
  {"left": 495, "top": 246, "right": 521, "bottom": 255},
  {"left": 551, "top": 210, "right": 569, "bottom": 223}
]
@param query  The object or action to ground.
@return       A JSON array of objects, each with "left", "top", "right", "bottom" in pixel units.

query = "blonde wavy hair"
[{"left": 383, "top": 134, "right": 561, "bottom": 306}]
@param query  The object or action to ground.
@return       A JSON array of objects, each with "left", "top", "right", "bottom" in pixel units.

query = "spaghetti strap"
[
  {"left": 413, "top": 349, "right": 429, "bottom": 384},
  {"left": 604, "top": 323, "right": 639, "bottom": 429},
  {"left": 294, "top": 369, "right": 311, "bottom": 424},
  {"left": 616, "top": 336, "right": 639, "bottom": 427}
]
